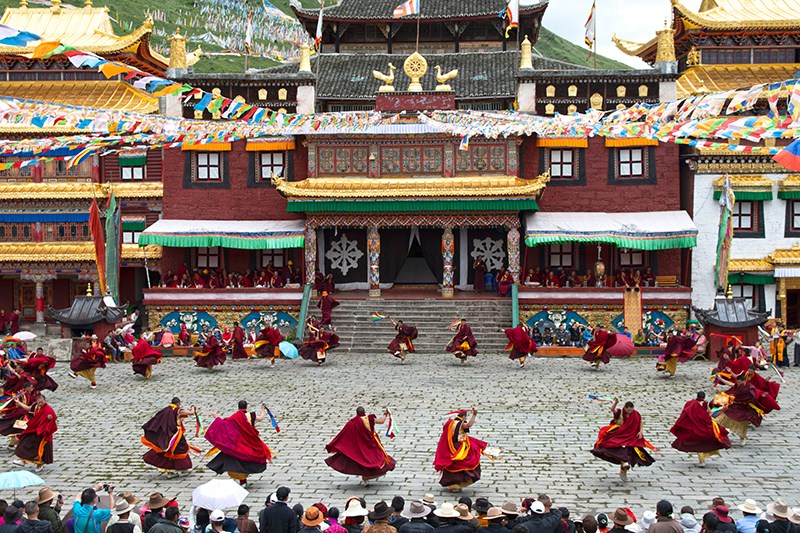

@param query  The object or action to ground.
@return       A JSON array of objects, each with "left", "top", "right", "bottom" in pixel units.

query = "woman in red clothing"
[
  {"left": 591, "top": 398, "right": 655, "bottom": 481},
  {"left": 324, "top": 406, "right": 395, "bottom": 486},
  {"left": 670, "top": 391, "right": 731, "bottom": 466},
  {"left": 434, "top": 408, "right": 487, "bottom": 492}
]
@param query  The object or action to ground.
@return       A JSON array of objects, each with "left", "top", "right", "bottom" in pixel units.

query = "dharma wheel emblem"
[{"left": 404, "top": 51, "right": 428, "bottom": 92}]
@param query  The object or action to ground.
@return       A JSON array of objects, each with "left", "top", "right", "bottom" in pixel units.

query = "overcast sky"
[{"left": 537, "top": 0, "right": 704, "bottom": 68}]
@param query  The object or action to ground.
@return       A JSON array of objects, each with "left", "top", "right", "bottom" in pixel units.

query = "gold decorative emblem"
[
  {"left": 590, "top": 92, "right": 603, "bottom": 110},
  {"left": 372, "top": 63, "right": 396, "bottom": 93},
  {"left": 404, "top": 52, "right": 428, "bottom": 92},
  {"left": 434, "top": 65, "right": 458, "bottom": 92}
]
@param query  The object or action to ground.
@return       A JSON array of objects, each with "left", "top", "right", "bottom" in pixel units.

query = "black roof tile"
[
  {"left": 49, "top": 296, "right": 127, "bottom": 326},
  {"left": 292, "top": 0, "right": 548, "bottom": 21}
]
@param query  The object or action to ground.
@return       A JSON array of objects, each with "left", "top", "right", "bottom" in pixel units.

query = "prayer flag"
[
  {"left": 588, "top": 394, "right": 615, "bottom": 402},
  {"left": 194, "top": 412, "right": 205, "bottom": 437},
  {"left": 459, "top": 135, "right": 470, "bottom": 151},
  {"left": 773, "top": 138, "right": 800, "bottom": 172},
  {"left": 105, "top": 193, "right": 121, "bottom": 303},
  {"left": 767, "top": 82, "right": 783, "bottom": 118},
  {"left": 385, "top": 409, "right": 396, "bottom": 438},
  {"left": 789, "top": 82, "right": 800, "bottom": 122},
  {"left": 89, "top": 198, "right": 107, "bottom": 296},
  {"left": 245, "top": 11, "right": 253, "bottom": 53},
  {"left": 584, "top": 1, "right": 596, "bottom": 55},
  {"left": 726, "top": 84, "right": 764, "bottom": 115},
  {"left": 0, "top": 24, "right": 40, "bottom": 47},
  {"left": 504, "top": 0, "right": 519, "bottom": 38},
  {"left": 393, "top": 0, "right": 419, "bottom": 18},
  {"left": 371, "top": 312, "right": 386, "bottom": 322},
  {"left": 263, "top": 404, "right": 280, "bottom": 432},
  {"left": 315, "top": 1, "right": 324, "bottom": 49},
  {"left": 714, "top": 175, "right": 735, "bottom": 293}
]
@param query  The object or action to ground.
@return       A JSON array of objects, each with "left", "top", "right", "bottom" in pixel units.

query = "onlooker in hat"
[
  {"left": 503, "top": 503, "right": 522, "bottom": 530},
  {"left": 609, "top": 508, "right": 634, "bottom": 533},
  {"left": 363, "top": 502, "right": 396, "bottom": 533},
  {"left": 299, "top": 509, "right": 325, "bottom": 533},
  {"left": 341, "top": 502, "right": 368, "bottom": 533},
  {"left": 474, "top": 501, "right": 492, "bottom": 529},
  {"left": 398, "top": 502, "right": 433, "bottom": 533},
  {"left": 0, "top": 505, "right": 20, "bottom": 533},
  {"left": 261, "top": 488, "right": 295, "bottom": 533},
  {"left": 455, "top": 504, "right": 479, "bottom": 532},
  {"left": 755, "top": 522, "right": 770, "bottom": 533},
  {"left": 35, "top": 489, "right": 63, "bottom": 533},
  {"left": 766, "top": 501, "right": 797, "bottom": 533},
  {"left": 597, "top": 515, "right": 610, "bottom": 533},
  {"left": 294, "top": 507, "right": 305, "bottom": 533},
  {"left": 73, "top": 485, "right": 115, "bottom": 533},
  {"left": 432, "top": 504, "right": 468, "bottom": 533},
  {"left": 642, "top": 512, "right": 657, "bottom": 533},
  {"left": 208, "top": 511, "right": 227, "bottom": 533},
  {"left": 712, "top": 508, "right": 736, "bottom": 533},
  {"left": 680, "top": 507, "right": 700, "bottom": 533},
  {"left": 143, "top": 494, "right": 171, "bottom": 533},
  {"left": 736, "top": 501, "right": 763, "bottom": 533},
  {"left": 522, "top": 501, "right": 560, "bottom": 533},
  {"left": 17, "top": 502, "right": 52, "bottom": 533},
  {"left": 387, "top": 499, "right": 408, "bottom": 531},
  {"left": 420, "top": 498, "right": 437, "bottom": 529},
  {"left": 649, "top": 501, "right": 682, "bottom": 533},
  {"left": 324, "top": 509, "right": 346, "bottom": 533},
  {"left": 478, "top": 509, "right": 511, "bottom": 533},
  {"left": 149, "top": 508, "right": 183, "bottom": 533},
  {"left": 109, "top": 495, "right": 142, "bottom": 532},
  {"left": 108, "top": 500, "right": 143, "bottom": 533},
  {"left": 701, "top": 514, "right": 720, "bottom": 533},
  {"left": 582, "top": 516, "right": 598, "bottom": 533},
  {"left": 236, "top": 506, "right": 258, "bottom": 533}
]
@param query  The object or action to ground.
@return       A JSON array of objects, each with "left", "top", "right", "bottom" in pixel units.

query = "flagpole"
[
  {"left": 593, "top": 0, "right": 597, "bottom": 69},
  {"left": 415, "top": 7, "right": 421, "bottom": 51},
  {"left": 315, "top": 0, "right": 324, "bottom": 79}
]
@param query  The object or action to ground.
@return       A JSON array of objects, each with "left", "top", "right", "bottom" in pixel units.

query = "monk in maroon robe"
[
  {"left": 0, "top": 380, "right": 37, "bottom": 437},
  {"left": 8, "top": 310, "right": 20, "bottom": 335},
  {"left": 314, "top": 272, "right": 325, "bottom": 296},
  {"left": 22, "top": 352, "right": 58, "bottom": 392},
  {"left": 205, "top": 401, "right": 273, "bottom": 486},
  {"left": 194, "top": 335, "right": 226, "bottom": 369},
  {"left": 141, "top": 398, "right": 197, "bottom": 475},
  {"left": 325, "top": 406, "right": 395, "bottom": 484},
  {"left": 473, "top": 257, "right": 487, "bottom": 292},
  {"left": 504, "top": 323, "right": 537, "bottom": 367},
  {"left": 317, "top": 292, "right": 339, "bottom": 325},
  {"left": 591, "top": 399, "right": 655, "bottom": 481},
  {"left": 255, "top": 325, "right": 284, "bottom": 364},
  {"left": 714, "top": 374, "right": 763, "bottom": 444},
  {"left": 583, "top": 326, "right": 616, "bottom": 368},
  {"left": 434, "top": 408, "right": 487, "bottom": 492},
  {"left": 13, "top": 394, "right": 56, "bottom": 471},
  {"left": 131, "top": 337, "right": 162, "bottom": 379},
  {"left": 496, "top": 268, "right": 513, "bottom": 296},
  {"left": 0, "top": 310, "right": 6, "bottom": 334},
  {"left": 69, "top": 338, "right": 106, "bottom": 388},
  {"left": 447, "top": 319, "right": 478, "bottom": 362},
  {"left": 670, "top": 391, "right": 731, "bottom": 466},
  {"left": 387, "top": 320, "right": 418, "bottom": 363},
  {"left": 231, "top": 322, "right": 248, "bottom": 360},
  {"left": 177, "top": 324, "right": 191, "bottom": 346},
  {"left": 299, "top": 318, "right": 337, "bottom": 365}
]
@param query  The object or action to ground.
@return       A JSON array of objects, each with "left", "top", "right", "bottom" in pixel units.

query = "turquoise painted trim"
[
  {"left": 511, "top": 283, "right": 519, "bottom": 327},
  {"left": 295, "top": 283, "right": 313, "bottom": 341}
]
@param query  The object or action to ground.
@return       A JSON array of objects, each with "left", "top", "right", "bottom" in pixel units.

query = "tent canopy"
[
  {"left": 139, "top": 219, "right": 305, "bottom": 250},
  {"left": 524, "top": 211, "right": 698, "bottom": 250}
]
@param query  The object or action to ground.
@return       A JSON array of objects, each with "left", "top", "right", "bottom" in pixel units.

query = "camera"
[{"left": 102, "top": 483, "right": 113, "bottom": 492}]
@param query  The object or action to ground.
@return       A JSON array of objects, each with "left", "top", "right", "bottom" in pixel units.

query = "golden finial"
[
  {"left": 19, "top": 0, "right": 28, "bottom": 8},
  {"left": 686, "top": 46, "right": 701, "bottom": 66},
  {"left": 86, "top": 282, "right": 93, "bottom": 296},
  {"left": 168, "top": 28, "right": 188, "bottom": 70},
  {"left": 404, "top": 51, "right": 428, "bottom": 92},
  {"left": 84, "top": 0, "right": 92, "bottom": 6},
  {"left": 655, "top": 26, "right": 676, "bottom": 63},
  {"left": 520, "top": 35, "right": 533, "bottom": 70},
  {"left": 299, "top": 43, "right": 312, "bottom": 73},
  {"left": 50, "top": 0, "right": 62, "bottom": 12}
]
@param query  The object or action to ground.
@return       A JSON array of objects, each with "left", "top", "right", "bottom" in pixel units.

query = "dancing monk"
[
  {"left": 583, "top": 325, "right": 616, "bottom": 369},
  {"left": 670, "top": 391, "right": 731, "bottom": 467},
  {"left": 194, "top": 335, "right": 227, "bottom": 369},
  {"left": 317, "top": 291, "right": 339, "bottom": 326},
  {"left": 503, "top": 323, "right": 537, "bottom": 367},
  {"left": 591, "top": 398, "right": 655, "bottom": 482},
  {"left": 447, "top": 319, "right": 478, "bottom": 363},
  {"left": 141, "top": 398, "right": 199, "bottom": 477},
  {"left": 69, "top": 336, "right": 106, "bottom": 388},
  {"left": 131, "top": 337, "right": 162, "bottom": 380},
  {"left": 205, "top": 400, "right": 273, "bottom": 487},
  {"left": 388, "top": 319, "right": 418, "bottom": 363},
  {"left": 325, "top": 406, "right": 396, "bottom": 486},
  {"left": 254, "top": 323, "right": 284, "bottom": 365},
  {"left": 12, "top": 393, "right": 56, "bottom": 472},
  {"left": 434, "top": 408, "right": 487, "bottom": 493},
  {"left": 22, "top": 350, "right": 58, "bottom": 392},
  {"left": 714, "top": 373, "right": 766, "bottom": 445}
]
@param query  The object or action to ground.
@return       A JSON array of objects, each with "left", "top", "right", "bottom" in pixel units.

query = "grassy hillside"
[{"left": 0, "top": 0, "right": 629, "bottom": 73}]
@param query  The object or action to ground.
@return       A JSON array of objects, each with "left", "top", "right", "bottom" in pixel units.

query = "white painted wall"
[{"left": 691, "top": 172, "right": 796, "bottom": 314}]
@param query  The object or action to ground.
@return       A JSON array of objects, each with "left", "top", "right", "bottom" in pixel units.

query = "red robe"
[
  {"left": 205, "top": 409, "right": 272, "bottom": 464},
  {"left": 178, "top": 326, "right": 191, "bottom": 346},
  {"left": 325, "top": 414, "right": 395, "bottom": 478},
  {"left": 22, "top": 356, "right": 58, "bottom": 392},
  {"left": 473, "top": 261, "right": 487, "bottom": 291},
  {"left": 387, "top": 324, "right": 418, "bottom": 354},
  {"left": 591, "top": 409, "right": 655, "bottom": 467},
  {"left": 231, "top": 326, "right": 248, "bottom": 360},
  {"left": 131, "top": 339, "right": 162, "bottom": 377},
  {"left": 194, "top": 336, "right": 226, "bottom": 368},
  {"left": 15, "top": 403, "right": 57, "bottom": 465},
  {"left": 433, "top": 418, "right": 487, "bottom": 487},
  {"left": 70, "top": 344, "right": 107, "bottom": 372},
  {"left": 670, "top": 399, "right": 731, "bottom": 453},
  {"left": 504, "top": 326, "right": 537, "bottom": 361},
  {"left": 583, "top": 329, "right": 616, "bottom": 364},
  {"left": 9, "top": 312, "right": 20, "bottom": 335},
  {"left": 317, "top": 295, "right": 340, "bottom": 325},
  {"left": 447, "top": 323, "right": 478, "bottom": 357},
  {"left": 721, "top": 382, "right": 763, "bottom": 426},
  {"left": 141, "top": 404, "right": 193, "bottom": 471},
  {"left": 255, "top": 326, "right": 283, "bottom": 358},
  {"left": 497, "top": 272, "right": 514, "bottom": 296},
  {"left": 748, "top": 372, "right": 780, "bottom": 413}
]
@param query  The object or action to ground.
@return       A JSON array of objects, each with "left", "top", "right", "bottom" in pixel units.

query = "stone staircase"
[{"left": 316, "top": 298, "right": 514, "bottom": 356}]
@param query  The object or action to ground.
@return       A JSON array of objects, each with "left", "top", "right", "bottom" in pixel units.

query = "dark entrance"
[
  {"left": 394, "top": 239, "right": 437, "bottom": 285},
  {"left": 786, "top": 290, "right": 800, "bottom": 328}
]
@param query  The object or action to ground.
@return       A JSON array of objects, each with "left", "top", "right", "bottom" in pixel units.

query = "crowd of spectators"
[
  {"left": 522, "top": 267, "right": 658, "bottom": 289},
  {"left": 159, "top": 264, "right": 303, "bottom": 290}
]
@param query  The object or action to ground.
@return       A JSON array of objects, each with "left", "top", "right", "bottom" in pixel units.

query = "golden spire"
[
  {"left": 168, "top": 27, "right": 188, "bottom": 70},
  {"left": 520, "top": 35, "right": 533, "bottom": 70},
  {"left": 50, "top": 0, "right": 62, "bottom": 12},
  {"left": 86, "top": 282, "right": 93, "bottom": 296},
  {"left": 19, "top": 0, "right": 27, "bottom": 7},
  {"left": 655, "top": 21, "right": 676, "bottom": 63},
  {"left": 84, "top": 0, "right": 92, "bottom": 6},
  {"left": 299, "top": 43, "right": 312, "bottom": 73}
]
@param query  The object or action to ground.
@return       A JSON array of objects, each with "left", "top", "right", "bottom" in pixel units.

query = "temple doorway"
[{"left": 394, "top": 239, "right": 437, "bottom": 285}]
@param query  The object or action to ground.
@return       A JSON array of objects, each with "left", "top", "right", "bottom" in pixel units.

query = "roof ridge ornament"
[
  {"left": 404, "top": 51, "right": 427, "bottom": 92},
  {"left": 19, "top": 0, "right": 27, "bottom": 8},
  {"left": 520, "top": 35, "right": 533, "bottom": 70},
  {"left": 50, "top": 0, "right": 61, "bottom": 13}
]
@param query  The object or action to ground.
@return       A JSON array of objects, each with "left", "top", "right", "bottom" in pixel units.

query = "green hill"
[{"left": 0, "top": 0, "right": 629, "bottom": 73}]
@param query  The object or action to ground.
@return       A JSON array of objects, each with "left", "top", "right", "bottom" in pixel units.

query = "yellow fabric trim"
[
  {"left": 181, "top": 143, "right": 232, "bottom": 152},
  {"left": 604, "top": 138, "right": 659, "bottom": 147},
  {"left": 246, "top": 141, "right": 296, "bottom": 151},
  {"left": 535, "top": 138, "right": 588, "bottom": 148}
]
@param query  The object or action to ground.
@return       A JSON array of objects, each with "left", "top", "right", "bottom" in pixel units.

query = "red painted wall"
[
  {"left": 51, "top": 279, "right": 71, "bottom": 310},
  {"left": 0, "top": 279, "right": 13, "bottom": 313},
  {"left": 161, "top": 140, "right": 304, "bottom": 221}
]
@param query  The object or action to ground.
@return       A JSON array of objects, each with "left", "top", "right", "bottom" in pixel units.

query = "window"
[
  {"left": 619, "top": 249, "right": 645, "bottom": 267},
  {"left": 732, "top": 201, "right": 754, "bottom": 231},
  {"left": 196, "top": 152, "right": 221, "bottom": 181},
  {"left": 548, "top": 244, "right": 573, "bottom": 268},
  {"left": 549, "top": 149, "right": 574, "bottom": 179},
  {"left": 260, "top": 249, "right": 286, "bottom": 268},
  {"left": 122, "top": 231, "right": 140, "bottom": 244},
  {"left": 789, "top": 201, "right": 800, "bottom": 233},
  {"left": 259, "top": 152, "right": 285, "bottom": 180},
  {"left": 121, "top": 166, "right": 145, "bottom": 180},
  {"left": 731, "top": 284, "right": 755, "bottom": 309},
  {"left": 196, "top": 247, "right": 220, "bottom": 269},
  {"left": 618, "top": 148, "right": 644, "bottom": 178}
]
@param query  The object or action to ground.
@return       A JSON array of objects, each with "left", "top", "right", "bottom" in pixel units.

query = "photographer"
[{"left": 73, "top": 484, "right": 115, "bottom": 533}]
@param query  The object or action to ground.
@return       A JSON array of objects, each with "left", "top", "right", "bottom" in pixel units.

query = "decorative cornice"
[
  {"left": 0, "top": 182, "right": 163, "bottom": 200},
  {"left": 0, "top": 242, "right": 162, "bottom": 262},
  {"left": 728, "top": 258, "right": 774, "bottom": 273}
]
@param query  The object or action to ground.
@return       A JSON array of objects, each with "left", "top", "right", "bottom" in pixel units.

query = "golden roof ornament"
[
  {"left": 655, "top": 23, "right": 676, "bottom": 63},
  {"left": 520, "top": 35, "right": 533, "bottom": 70},
  {"left": 686, "top": 46, "right": 701, "bottom": 66},
  {"left": 50, "top": 0, "right": 62, "bottom": 13},
  {"left": 372, "top": 63, "right": 396, "bottom": 93},
  {"left": 299, "top": 43, "right": 312, "bottom": 73},
  {"left": 168, "top": 27, "right": 188, "bottom": 70},
  {"left": 84, "top": 0, "right": 92, "bottom": 6},
  {"left": 404, "top": 51, "right": 427, "bottom": 92},
  {"left": 19, "top": 0, "right": 27, "bottom": 8},
  {"left": 434, "top": 65, "right": 458, "bottom": 92}
]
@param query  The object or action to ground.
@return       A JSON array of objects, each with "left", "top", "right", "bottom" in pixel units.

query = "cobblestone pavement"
[{"left": 5, "top": 351, "right": 799, "bottom": 518}]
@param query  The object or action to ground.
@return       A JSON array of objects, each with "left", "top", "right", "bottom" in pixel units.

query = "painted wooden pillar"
[
  {"left": 507, "top": 227, "right": 521, "bottom": 283},
  {"left": 35, "top": 280, "right": 44, "bottom": 323},
  {"left": 442, "top": 227, "right": 455, "bottom": 298},
  {"left": 368, "top": 226, "right": 380, "bottom": 298},
  {"left": 304, "top": 223, "right": 317, "bottom": 286}
]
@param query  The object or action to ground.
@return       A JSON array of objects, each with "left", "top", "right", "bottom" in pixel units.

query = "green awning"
[
  {"left": 287, "top": 199, "right": 539, "bottom": 213},
  {"left": 713, "top": 190, "right": 772, "bottom": 201},
  {"left": 727, "top": 273, "right": 775, "bottom": 285},
  {"left": 119, "top": 154, "right": 147, "bottom": 167},
  {"left": 778, "top": 190, "right": 800, "bottom": 200},
  {"left": 122, "top": 219, "right": 146, "bottom": 231},
  {"left": 138, "top": 219, "right": 305, "bottom": 250}
]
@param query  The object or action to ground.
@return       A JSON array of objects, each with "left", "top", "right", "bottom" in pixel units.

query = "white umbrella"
[
  {"left": 12, "top": 331, "right": 36, "bottom": 342},
  {"left": 191, "top": 479, "right": 248, "bottom": 510}
]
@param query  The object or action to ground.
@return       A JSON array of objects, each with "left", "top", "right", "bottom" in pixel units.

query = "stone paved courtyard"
[{"left": 5, "top": 351, "right": 799, "bottom": 517}]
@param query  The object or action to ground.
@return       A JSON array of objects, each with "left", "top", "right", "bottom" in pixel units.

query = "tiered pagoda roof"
[
  {"left": 675, "top": 64, "right": 800, "bottom": 98},
  {"left": 292, "top": 0, "right": 548, "bottom": 22}
]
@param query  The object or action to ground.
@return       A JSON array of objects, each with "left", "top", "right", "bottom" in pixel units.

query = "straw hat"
[
  {"left": 739, "top": 500, "right": 763, "bottom": 515},
  {"left": 146, "top": 493, "right": 171, "bottom": 509},
  {"left": 302, "top": 507, "right": 324, "bottom": 527},
  {"left": 485, "top": 508, "right": 506, "bottom": 521},
  {"left": 433, "top": 503, "right": 460, "bottom": 519},
  {"left": 787, "top": 508, "right": 800, "bottom": 525},
  {"left": 766, "top": 501, "right": 789, "bottom": 519},
  {"left": 501, "top": 501, "right": 520, "bottom": 516},
  {"left": 455, "top": 504, "right": 474, "bottom": 521},
  {"left": 36, "top": 488, "right": 58, "bottom": 505},
  {"left": 402, "top": 501, "right": 431, "bottom": 519},
  {"left": 113, "top": 501, "right": 135, "bottom": 516},
  {"left": 341, "top": 501, "right": 369, "bottom": 518}
]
